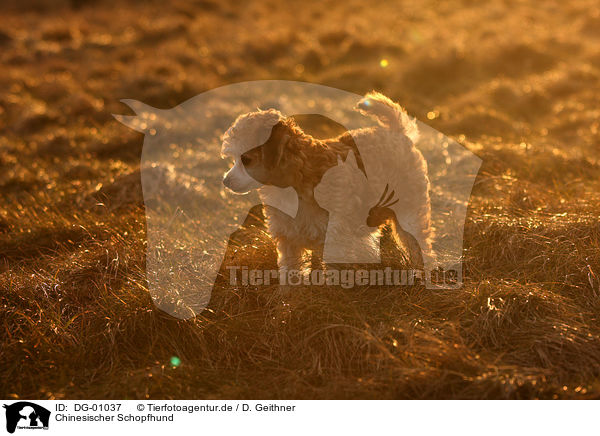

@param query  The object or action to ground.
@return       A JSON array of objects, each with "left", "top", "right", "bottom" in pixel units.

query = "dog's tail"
[{"left": 356, "top": 91, "right": 419, "bottom": 143}]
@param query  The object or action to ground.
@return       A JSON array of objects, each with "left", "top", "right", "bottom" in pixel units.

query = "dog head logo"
[
  {"left": 3, "top": 402, "right": 50, "bottom": 433},
  {"left": 115, "top": 81, "right": 481, "bottom": 319}
]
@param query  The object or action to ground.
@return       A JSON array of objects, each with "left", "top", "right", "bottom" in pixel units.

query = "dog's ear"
[{"left": 262, "top": 121, "right": 289, "bottom": 169}]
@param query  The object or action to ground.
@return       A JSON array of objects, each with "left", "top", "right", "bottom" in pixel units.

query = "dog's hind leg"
[{"left": 397, "top": 228, "right": 424, "bottom": 270}]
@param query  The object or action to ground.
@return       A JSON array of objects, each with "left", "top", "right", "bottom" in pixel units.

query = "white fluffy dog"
[{"left": 221, "top": 92, "right": 432, "bottom": 271}]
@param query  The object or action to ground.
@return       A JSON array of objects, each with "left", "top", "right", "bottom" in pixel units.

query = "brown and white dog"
[{"left": 221, "top": 92, "right": 432, "bottom": 272}]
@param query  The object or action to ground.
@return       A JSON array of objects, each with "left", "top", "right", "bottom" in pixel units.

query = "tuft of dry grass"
[{"left": 2, "top": 0, "right": 600, "bottom": 399}]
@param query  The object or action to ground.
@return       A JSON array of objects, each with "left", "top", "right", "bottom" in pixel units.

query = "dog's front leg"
[
  {"left": 276, "top": 238, "right": 305, "bottom": 271},
  {"left": 310, "top": 244, "right": 324, "bottom": 271},
  {"left": 273, "top": 239, "right": 307, "bottom": 292}
]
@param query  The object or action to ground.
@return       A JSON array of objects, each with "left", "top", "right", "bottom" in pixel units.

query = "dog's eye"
[{"left": 241, "top": 155, "right": 252, "bottom": 166}]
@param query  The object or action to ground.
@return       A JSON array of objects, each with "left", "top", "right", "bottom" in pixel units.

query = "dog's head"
[{"left": 222, "top": 109, "right": 295, "bottom": 193}]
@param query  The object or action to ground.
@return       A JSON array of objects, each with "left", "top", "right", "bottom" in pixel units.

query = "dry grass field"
[{"left": 1, "top": 0, "right": 600, "bottom": 399}]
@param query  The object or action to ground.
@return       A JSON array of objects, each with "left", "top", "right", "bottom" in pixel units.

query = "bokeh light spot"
[{"left": 427, "top": 111, "right": 439, "bottom": 120}]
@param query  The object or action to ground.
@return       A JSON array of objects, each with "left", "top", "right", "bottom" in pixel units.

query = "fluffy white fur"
[{"left": 221, "top": 92, "right": 432, "bottom": 271}]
